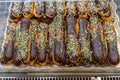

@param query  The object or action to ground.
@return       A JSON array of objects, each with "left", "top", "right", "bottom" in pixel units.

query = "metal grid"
[
  {"left": 101, "top": 77, "right": 120, "bottom": 80},
  {"left": 0, "top": 77, "right": 119, "bottom": 80},
  {"left": 0, "top": 77, "right": 92, "bottom": 80}
]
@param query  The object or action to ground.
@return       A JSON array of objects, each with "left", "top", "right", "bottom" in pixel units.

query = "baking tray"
[
  {"left": 0, "top": 0, "right": 120, "bottom": 77},
  {"left": 0, "top": 66, "right": 120, "bottom": 77}
]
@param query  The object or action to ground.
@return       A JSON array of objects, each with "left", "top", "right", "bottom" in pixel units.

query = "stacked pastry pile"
[{"left": 0, "top": 0, "right": 119, "bottom": 67}]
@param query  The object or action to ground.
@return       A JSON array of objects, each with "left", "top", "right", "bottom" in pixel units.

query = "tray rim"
[{"left": 0, "top": 66, "right": 120, "bottom": 77}]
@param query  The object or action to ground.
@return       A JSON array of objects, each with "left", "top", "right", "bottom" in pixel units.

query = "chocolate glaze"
[
  {"left": 66, "top": 16, "right": 77, "bottom": 35},
  {"left": 108, "top": 42, "right": 119, "bottom": 65},
  {"left": 1, "top": 43, "right": 14, "bottom": 64},
  {"left": 79, "top": 18, "right": 87, "bottom": 36},
  {"left": 47, "top": 43, "right": 54, "bottom": 64},
  {"left": 101, "top": 41, "right": 108, "bottom": 65},
  {"left": 54, "top": 41, "right": 60, "bottom": 63},
  {"left": 54, "top": 40, "right": 66, "bottom": 64},
  {"left": 36, "top": 49, "right": 47, "bottom": 63},
  {"left": 13, "top": 51, "right": 21, "bottom": 66},
  {"left": 30, "top": 41, "right": 37, "bottom": 61},
  {"left": 91, "top": 36, "right": 104, "bottom": 64},
  {"left": 20, "top": 18, "right": 30, "bottom": 31}
]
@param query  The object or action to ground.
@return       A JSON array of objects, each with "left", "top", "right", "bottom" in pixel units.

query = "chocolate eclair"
[
  {"left": 35, "top": 22, "right": 48, "bottom": 66},
  {"left": 76, "top": 1, "right": 92, "bottom": 65},
  {"left": 45, "top": 2, "right": 56, "bottom": 65},
  {"left": 29, "top": 19, "right": 38, "bottom": 65},
  {"left": 52, "top": 1, "right": 66, "bottom": 65},
  {"left": 105, "top": 18, "right": 119, "bottom": 65},
  {"left": 88, "top": 0, "right": 106, "bottom": 65},
  {"left": 97, "top": 0, "right": 119, "bottom": 65},
  {"left": 65, "top": 1, "right": 80, "bottom": 66},
  {"left": 1, "top": 21, "right": 16, "bottom": 65},
  {"left": 13, "top": 18, "right": 31, "bottom": 66},
  {"left": 48, "top": 20, "right": 56, "bottom": 65}
]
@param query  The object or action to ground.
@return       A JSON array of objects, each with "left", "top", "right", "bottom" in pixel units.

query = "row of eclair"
[{"left": 1, "top": 0, "right": 119, "bottom": 67}]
